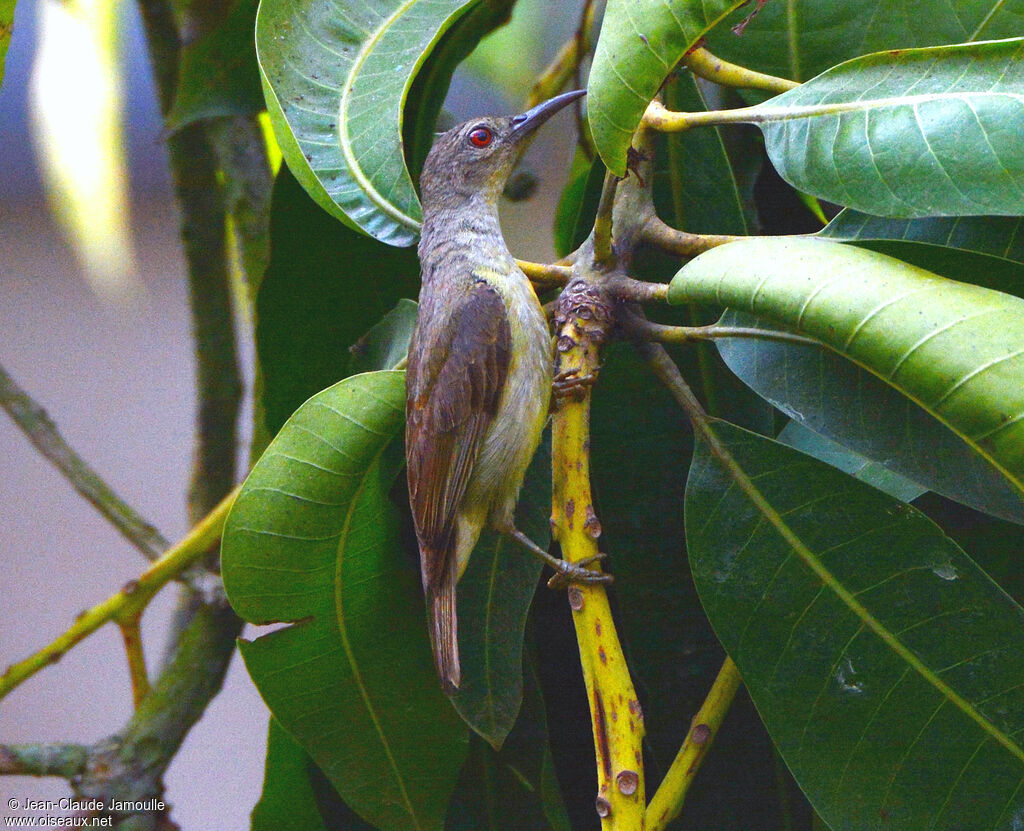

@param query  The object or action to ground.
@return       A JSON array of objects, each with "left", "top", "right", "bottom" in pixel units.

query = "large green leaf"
[
  {"left": 822, "top": 212, "right": 1024, "bottom": 267},
  {"left": 669, "top": 237, "right": 1024, "bottom": 523},
  {"left": 446, "top": 661, "right": 570, "bottom": 830},
  {"left": 715, "top": 307, "right": 1021, "bottom": 524},
  {"left": 686, "top": 419, "right": 1024, "bottom": 830},
  {"left": 450, "top": 443, "right": 549, "bottom": 749},
  {"left": 777, "top": 421, "right": 927, "bottom": 504},
  {"left": 707, "top": 0, "right": 1024, "bottom": 83},
  {"left": 741, "top": 39, "right": 1024, "bottom": 218},
  {"left": 587, "top": 0, "right": 746, "bottom": 176},
  {"left": 256, "top": 0, "right": 479, "bottom": 245},
  {"left": 0, "top": 0, "right": 15, "bottom": 87},
  {"left": 223, "top": 371, "right": 467, "bottom": 831},
  {"left": 252, "top": 718, "right": 331, "bottom": 831},
  {"left": 821, "top": 211, "right": 1024, "bottom": 300},
  {"left": 256, "top": 166, "right": 419, "bottom": 435}
]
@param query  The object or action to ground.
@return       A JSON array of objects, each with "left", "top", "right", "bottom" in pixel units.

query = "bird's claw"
[
  {"left": 546, "top": 553, "right": 613, "bottom": 590},
  {"left": 552, "top": 368, "right": 598, "bottom": 404}
]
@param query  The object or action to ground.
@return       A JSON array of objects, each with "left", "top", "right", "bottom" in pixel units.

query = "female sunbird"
[{"left": 407, "top": 90, "right": 607, "bottom": 691}]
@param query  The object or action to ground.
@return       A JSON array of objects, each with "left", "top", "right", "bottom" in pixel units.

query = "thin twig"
[
  {"left": 0, "top": 361, "right": 169, "bottom": 561},
  {"left": 118, "top": 613, "right": 151, "bottom": 710},
  {"left": 635, "top": 341, "right": 707, "bottom": 423},
  {"left": 683, "top": 47, "right": 799, "bottom": 94},
  {"left": 606, "top": 276, "right": 669, "bottom": 304},
  {"left": 0, "top": 744, "right": 89, "bottom": 778},
  {"left": 526, "top": 0, "right": 595, "bottom": 110},
  {"left": 573, "top": 0, "right": 596, "bottom": 159},
  {"left": 0, "top": 486, "right": 238, "bottom": 702},
  {"left": 170, "top": 127, "right": 243, "bottom": 525},
  {"left": 646, "top": 658, "right": 743, "bottom": 829}
]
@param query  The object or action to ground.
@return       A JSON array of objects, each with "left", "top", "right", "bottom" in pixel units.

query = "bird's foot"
[
  {"left": 552, "top": 367, "right": 597, "bottom": 406},
  {"left": 504, "top": 526, "right": 613, "bottom": 588},
  {"left": 546, "top": 553, "right": 613, "bottom": 590}
]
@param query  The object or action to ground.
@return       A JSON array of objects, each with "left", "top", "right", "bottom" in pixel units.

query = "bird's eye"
[{"left": 467, "top": 127, "right": 492, "bottom": 148}]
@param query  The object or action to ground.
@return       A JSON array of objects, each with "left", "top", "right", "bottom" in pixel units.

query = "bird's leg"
[{"left": 502, "top": 525, "right": 612, "bottom": 589}]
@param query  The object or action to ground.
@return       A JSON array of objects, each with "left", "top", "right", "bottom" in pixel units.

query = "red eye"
[{"left": 468, "top": 127, "right": 492, "bottom": 148}]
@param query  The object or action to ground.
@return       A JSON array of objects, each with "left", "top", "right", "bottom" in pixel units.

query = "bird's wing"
[{"left": 405, "top": 279, "right": 511, "bottom": 593}]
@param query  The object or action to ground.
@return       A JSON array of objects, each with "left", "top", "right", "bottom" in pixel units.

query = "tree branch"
[
  {"left": 551, "top": 270, "right": 646, "bottom": 829},
  {"left": 0, "top": 487, "right": 237, "bottom": 702},
  {"left": 517, "top": 258, "right": 573, "bottom": 288},
  {"left": 0, "top": 361, "right": 169, "bottom": 561},
  {"left": 0, "top": 744, "right": 89, "bottom": 778},
  {"left": 646, "top": 658, "right": 743, "bottom": 830}
]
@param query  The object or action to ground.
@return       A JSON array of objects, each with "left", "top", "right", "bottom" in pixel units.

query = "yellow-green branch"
[
  {"left": 117, "top": 613, "right": 151, "bottom": 710},
  {"left": 646, "top": 658, "right": 743, "bottom": 829},
  {"left": 683, "top": 47, "right": 799, "bottom": 95},
  {"left": 0, "top": 486, "right": 239, "bottom": 701},
  {"left": 552, "top": 279, "right": 645, "bottom": 829}
]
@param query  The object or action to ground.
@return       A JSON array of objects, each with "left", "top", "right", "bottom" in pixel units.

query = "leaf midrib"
[
  {"left": 336, "top": 0, "right": 425, "bottom": 229},
  {"left": 747, "top": 90, "right": 1024, "bottom": 125},
  {"left": 333, "top": 430, "right": 422, "bottom": 829},
  {"left": 701, "top": 419, "right": 1024, "bottom": 768}
]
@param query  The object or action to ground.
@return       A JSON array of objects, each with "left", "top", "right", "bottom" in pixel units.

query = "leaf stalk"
[{"left": 683, "top": 47, "right": 799, "bottom": 94}]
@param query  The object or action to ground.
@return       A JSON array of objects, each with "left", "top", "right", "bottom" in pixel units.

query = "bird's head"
[{"left": 419, "top": 89, "right": 585, "bottom": 212}]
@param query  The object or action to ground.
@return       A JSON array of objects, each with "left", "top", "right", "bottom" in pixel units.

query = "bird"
[{"left": 406, "top": 89, "right": 608, "bottom": 692}]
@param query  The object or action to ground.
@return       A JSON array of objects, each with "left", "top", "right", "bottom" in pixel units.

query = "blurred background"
[{"left": 0, "top": 0, "right": 582, "bottom": 826}]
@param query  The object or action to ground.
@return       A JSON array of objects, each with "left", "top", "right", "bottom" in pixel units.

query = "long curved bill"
[{"left": 508, "top": 89, "right": 586, "bottom": 140}]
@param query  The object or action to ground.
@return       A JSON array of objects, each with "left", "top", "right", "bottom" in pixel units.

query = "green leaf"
[
  {"left": 252, "top": 718, "right": 330, "bottom": 831},
  {"left": 165, "top": 0, "right": 263, "bottom": 131},
  {"left": 744, "top": 38, "right": 1024, "bottom": 218},
  {"left": 403, "top": 0, "right": 515, "bottom": 184},
  {"left": 446, "top": 660, "right": 570, "bottom": 830},
  {"left": 257, "top": 166, "right": 419, "bottom": 435},
  {"left": 552, "top": 149, "right": 603, "bottom": 259},
  {"left": 347, "top": 299, "right": 419, "bottom": 376},
  {"left": 820, "top": 211, "right": 1024, "bottom": 300},
  {"left": 662, "top": 76, "right": 759, "bottom": 236},
  {"left": 687, "top": 419, "right": 1024, "bottom": 831},
  {"left": 223, "top": 371, "right": 467, "bottom": 831},
  {"left": 450, "top": 442, "right": 549, "bottom": 749},
  {"left": 716, "top": 307, "right": 1024, "bottom": 525},
  {"left": 777, "top": 421, "right": 927, "bottom": 504},
  {"left": 707, "top": 0, "right": 1024, "bottom": 83},
  {"left": 669, "top": 237, "right": 1024, "bottom": 524},
  {"left": 0, "top": 0, "right": 15, "bottom": 88},
  {"left": 256, "top": 0, "right": 479, "bottom": 245},
  {"left": 587, "top": 0, "right": 747, "bottom": 176}
]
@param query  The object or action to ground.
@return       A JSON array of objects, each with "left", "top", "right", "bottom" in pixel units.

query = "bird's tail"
[{"left": 426, "top": 556, "right": 460, "bottom": 693}]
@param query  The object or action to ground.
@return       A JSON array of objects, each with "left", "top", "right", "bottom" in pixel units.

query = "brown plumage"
[{"left": 407, "top": 91, "right": 585, "bottom": 690}]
